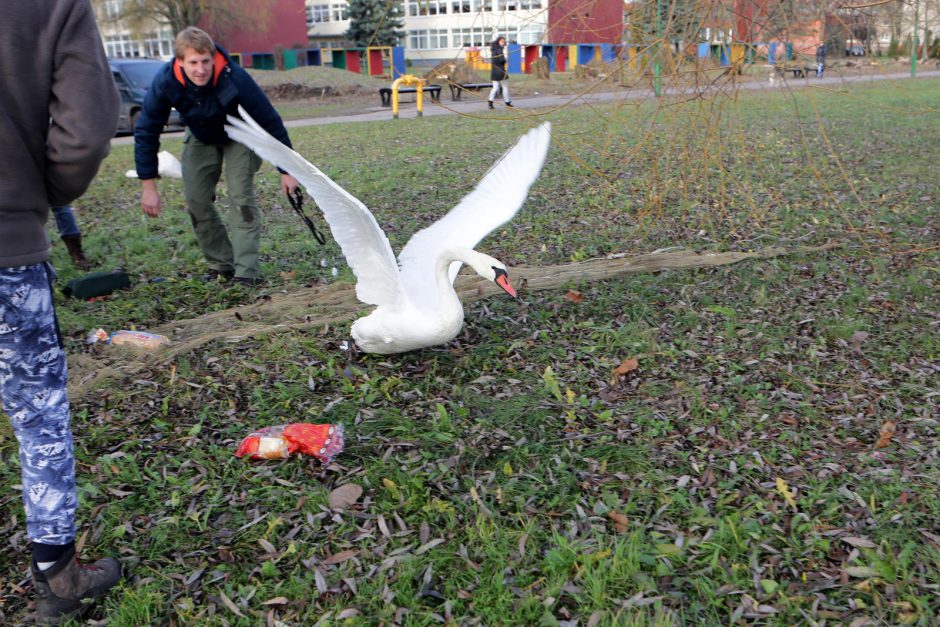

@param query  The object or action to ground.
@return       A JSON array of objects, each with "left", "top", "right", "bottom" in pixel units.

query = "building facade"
[{"left": 308, "top": 0, "right": 549, "bottom": 64}]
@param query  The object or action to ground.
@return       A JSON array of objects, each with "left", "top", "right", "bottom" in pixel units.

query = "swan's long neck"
[{"left": 434, "top": 246, "right": 476, "bottom": 297}]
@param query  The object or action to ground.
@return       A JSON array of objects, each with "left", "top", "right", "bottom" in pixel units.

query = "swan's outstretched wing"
[
  {"left": 397, "top": 123, "right": 551, "bottom": 309},
  {"left": 225, "top": 106, "right": 400, "bottom": 306}
]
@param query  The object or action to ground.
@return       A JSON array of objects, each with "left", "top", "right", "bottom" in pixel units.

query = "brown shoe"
[
  {"left": 61, "top": 234, "right": 91, "bottom": 270},
  {"left": 31, "top": 545, "right": 122, "bottom": 624}
]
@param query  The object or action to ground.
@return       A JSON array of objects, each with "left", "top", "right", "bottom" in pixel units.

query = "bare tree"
[{"left": 95, "top": 0, "right": 277, "bottom": 44}]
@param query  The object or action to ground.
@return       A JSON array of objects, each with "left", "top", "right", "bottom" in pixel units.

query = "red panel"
[
  {"left": 217, "top": 0, "right": 308, "bottom": 54},
  {"left": 548, "top": 0, "right": 622, "bottom": 45},
  {"left": 556, "top": 46, "right": 567, "bottom": 72},
  {"left": 346, "top": 50, "right": 361, "bottom": 74},
  {"left": 368, "top": 49, "right": 384, "bottom": 75},
  {"left": 524, "top": 45, "right": 539, "bottom": 73}
]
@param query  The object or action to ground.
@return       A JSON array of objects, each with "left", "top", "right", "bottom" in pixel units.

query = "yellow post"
[{"left": 390, "top": 74, "right": 428, "bottom": 119}]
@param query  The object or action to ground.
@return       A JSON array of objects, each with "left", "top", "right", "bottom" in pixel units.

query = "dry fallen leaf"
[
  {"left": 328, "top": 483, "right": 363, "bottom": 510},
  {"left": 874, "top": 420, "right": 896, "bottom": 449},
  {"left": 564, "top": 290, "right": 584, "bottom": 303},
  {"left": 279, "top": 270, "right": 296, "bottom": 280},
  {"left": 775, "top": 477, "right": 797, "bottom": 510},
  {"left": 608, "top": 511, "right": 629, "bottom": 533},
  {"left": 610, "top": 358, "right": 640, "bottom": 385},
  {"left": 323, "top": 549, "right": 359, "bottom": 565}
]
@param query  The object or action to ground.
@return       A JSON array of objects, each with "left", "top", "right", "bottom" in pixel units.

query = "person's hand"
[
  {"left": 281, "top": 173, "right": 300, "bottom": 196},
  {"left": 141, "top": 180, "right": 161, "bottom": 218}
]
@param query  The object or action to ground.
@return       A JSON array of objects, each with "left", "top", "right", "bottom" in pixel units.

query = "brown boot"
[
  {"left": 61, "top": 234, "right": 91, "bottom": 270},
  {"left": 31, "top": 545, "right": 122, "bottom": 624}
]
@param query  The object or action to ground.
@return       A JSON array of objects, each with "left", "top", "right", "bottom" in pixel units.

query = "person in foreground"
[
  {"left": 134, "top": 27, "right": 300, "bottom": 286},
  {"left": 0, "top": 1, "right": 123, "bottom": 623}
]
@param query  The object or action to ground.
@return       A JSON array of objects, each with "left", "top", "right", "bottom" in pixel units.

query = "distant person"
[
  {"left": 51, "top": 205, "right": 91, "bottom": 270},
  {"left": 134, "top": 26, "right": 299, "bottom": 286},
  {"left": 816, "top": 43, "right": 826, "bottom": 78},
  {"left": 488, "top": 36, "right": 514, "bottom": 109},
  {"left": 1, "top": 1, "right": 123, "bottom": 623}
]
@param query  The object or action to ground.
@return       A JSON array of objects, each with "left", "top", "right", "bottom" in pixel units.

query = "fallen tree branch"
[{"left": 67, "top": 242, "right": 841, "bottom": 401}]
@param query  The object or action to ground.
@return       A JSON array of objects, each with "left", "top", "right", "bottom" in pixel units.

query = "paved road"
[{"left": 112, "top": 68, "right": 940, "bottom": 146}]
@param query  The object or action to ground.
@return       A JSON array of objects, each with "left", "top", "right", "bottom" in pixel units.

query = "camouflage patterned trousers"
[{"left": 0, "top": 263, "right": 76, "bottom": 545}]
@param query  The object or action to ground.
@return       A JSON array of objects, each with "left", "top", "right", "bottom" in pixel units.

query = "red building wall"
[
  {"left": 548, "top": 0, "right": 623, "bottom": 45},
  {"left": 217, "top": 0, "right": 308, "bottom": 53}
]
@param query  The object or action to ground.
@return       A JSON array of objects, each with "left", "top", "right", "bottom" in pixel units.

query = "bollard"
[{"left": 390, "top": 74, "right": 427, "bottom": 119}]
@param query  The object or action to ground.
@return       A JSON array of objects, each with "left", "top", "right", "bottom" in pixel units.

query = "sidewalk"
[{"left": 112, "top": 68, "right": 940, "bottom": 145}]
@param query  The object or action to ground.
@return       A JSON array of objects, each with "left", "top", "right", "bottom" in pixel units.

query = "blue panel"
[
  {"left": 392, "top": 46, "right": 406, "bottom": 78},
  {"left": 577, "top": 44, "right": 594, "bottom": 65},
  {"left": 541, "top": 45, "right": 556, "bottom": 72},
  {"left": 768, "top": 42, "right": 777, "bottom": 64},
  {"left": 507, "top": 43, "right": 522, "bottom": 74},
  {"left": 601, "top": 44, "right": 615, "bottom": 62},
  {"left": 697, "top": 43, "right": 710, "bottom": 59},
  {"left": 306, "top": 48, "right": 322, "bottom": 66}
]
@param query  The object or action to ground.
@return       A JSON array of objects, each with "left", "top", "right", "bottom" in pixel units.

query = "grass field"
[{"left": 0, "top": 77, "right": 938, "bottom": 625}]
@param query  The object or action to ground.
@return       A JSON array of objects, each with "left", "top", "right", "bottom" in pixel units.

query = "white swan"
[{"left": 224, "top": 107, "right": 551, "bottom": 354}]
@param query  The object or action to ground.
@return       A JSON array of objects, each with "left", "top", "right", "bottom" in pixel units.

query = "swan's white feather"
[
  {"left": 224, "top": 107, "right": 400, "bottom": 306},
  {"left": 396, "top": 122, "right": 551, "bottom": 310}
]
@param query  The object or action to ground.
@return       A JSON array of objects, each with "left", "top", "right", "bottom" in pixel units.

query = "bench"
[
  {"left": 776, "top": 64, "right": 819, "bottom": 78},
  {"left": 450, "top": 82, "right": 492, "bottom": 100},
  {"left": 379, "top": 85, "right": 441, "bottom": 107}
]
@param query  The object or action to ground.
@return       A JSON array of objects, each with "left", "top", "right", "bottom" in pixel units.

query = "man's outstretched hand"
[{"left": 141, "top": 180, "right": 161, "bottom": 218}]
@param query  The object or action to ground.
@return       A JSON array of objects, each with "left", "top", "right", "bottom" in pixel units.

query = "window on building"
[
  {"left": 102, "top": 0, "right": 122, "bottom": 19},
  {"left": 307, "top": 4, "right": 330, "bottom": 25},
  {"left": 452, "top": 27, "right": 490, "bottom": 47},
  {"left": 515, "top": 25, "right": 543, "bottom": 45},
  {"left": 141, "top": 30, "right": 173, "bottom": 58},
  {"left": 407, "top": 0, "right": 447, "bottom": 16},
  {"left": 450, "top": 0, "right": 471, "bottom": 12},
  {"left": 105, "top": 33, "right": 140, "bottom": 58},
  {"left": 332, "top": 3, "right": 349, "bottom": 21},
  {"left": 408, "top": 29, "right": 449, "bottom": 49}
]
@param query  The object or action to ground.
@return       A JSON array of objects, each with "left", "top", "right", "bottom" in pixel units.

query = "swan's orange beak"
[{"left": 494, "top": 269, "right": 518, "bottom": 298}]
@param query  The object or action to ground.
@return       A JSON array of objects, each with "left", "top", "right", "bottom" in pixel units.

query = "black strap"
[{"left": 287, "top": 188, "right": 326, "bottom": 245}]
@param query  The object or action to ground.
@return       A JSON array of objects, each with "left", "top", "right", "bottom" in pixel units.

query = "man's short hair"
[{"left": 175, "top": 27, "right": 215, "bottom": 59}]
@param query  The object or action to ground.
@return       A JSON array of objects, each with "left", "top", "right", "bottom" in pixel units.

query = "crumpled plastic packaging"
[
  {"left": 235, "top": 423, "right": 344, "bottom": 463},
  {"left": 87, "top": 328, "right": 170, "bottom": 349}
]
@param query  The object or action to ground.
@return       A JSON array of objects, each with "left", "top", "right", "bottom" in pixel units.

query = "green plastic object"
[{"left": 62, "top": 270, "right": 131, "bottom": 299}]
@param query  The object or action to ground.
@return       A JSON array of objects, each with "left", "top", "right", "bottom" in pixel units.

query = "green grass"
[{"left": 1, "top": 78, "right": 938, "bottom": 625}]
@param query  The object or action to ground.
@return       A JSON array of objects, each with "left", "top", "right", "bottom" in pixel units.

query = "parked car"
[
  {"left": 846, "top": 44, "right": 865, "bottom": 56},
  {"left": 109, "top": 58, "right": 184, "bottom": 135}
]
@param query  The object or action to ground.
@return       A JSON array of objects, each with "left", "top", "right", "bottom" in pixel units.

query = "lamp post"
[
  {"left": 653, "top": 0, "right": 663, "bottom": 96},
  {"left": 912, "top": 0, "right": 919, "bottom": 76}
]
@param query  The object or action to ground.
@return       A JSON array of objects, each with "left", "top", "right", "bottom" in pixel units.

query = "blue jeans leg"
[
  {"left": 51, "top": 205, "right": 80, "bottom": 238},
  {"left": 0, "top": 263, "right": 77, "bottom": 545}
]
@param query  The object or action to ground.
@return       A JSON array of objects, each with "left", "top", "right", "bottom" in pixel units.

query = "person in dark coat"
[
  {"left": 488, "top": 36, "right": 513, "bottom": 109},
  {"left": 816, "top": 43, "right": 826, "bottom": 78},
  {"left": 135, "top": 26, "right": 299, "bottom": 285}
]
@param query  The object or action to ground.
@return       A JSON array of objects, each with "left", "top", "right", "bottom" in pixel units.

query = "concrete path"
[{"left": 112, "top": 68, "right": 940, "bottom": 146}]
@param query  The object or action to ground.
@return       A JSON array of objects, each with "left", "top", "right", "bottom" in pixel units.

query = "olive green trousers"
[{"left": 182, "top": 131, "right": 263, "bottom": 278}]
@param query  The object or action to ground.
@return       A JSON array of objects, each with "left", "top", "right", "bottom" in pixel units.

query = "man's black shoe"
[
  {"left": 205, "top": 269, "right": 234, "bottom": 282},
  {"left": 505, "top": 101, "right": 514, "bottom": 108},
  {"left": 233, "top": 276, "right": 263, "bottom": 287}
]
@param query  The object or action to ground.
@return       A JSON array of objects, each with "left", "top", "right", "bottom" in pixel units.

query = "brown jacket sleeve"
[{"left": 45, "top": 0, "right": 120, "bottom": 206}]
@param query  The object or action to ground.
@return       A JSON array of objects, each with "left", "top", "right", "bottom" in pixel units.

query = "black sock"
[{"left": 32, "top": 541, "right": 74, "bottom": 564}]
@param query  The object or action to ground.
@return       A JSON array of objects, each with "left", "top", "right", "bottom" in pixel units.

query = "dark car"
[
  {"left": 109, "top": 58, "right": 184, "bottom": 135},
  {"left": 846, "top": 44, "right": 865, "bottom": 56}
]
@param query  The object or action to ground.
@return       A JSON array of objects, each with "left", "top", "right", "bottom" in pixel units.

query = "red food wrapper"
[{"left": 234, "top": 423, "right": 343, "bottom": 463}]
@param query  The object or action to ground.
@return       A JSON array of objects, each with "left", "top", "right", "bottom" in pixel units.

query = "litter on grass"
[
  {"left": 235, "top": 423, "right": 344, "bottom": 463},
  {"left": 88, "top": 328, "right": 170, "bottom": 349}
]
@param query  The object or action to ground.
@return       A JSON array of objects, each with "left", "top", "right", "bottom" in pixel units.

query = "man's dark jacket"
[
  {"left": 490, "top": 43, "right": 508, "bottom": 81},
  {"left": 135, "top": 46, "right": 291, "bottom": 179}
]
